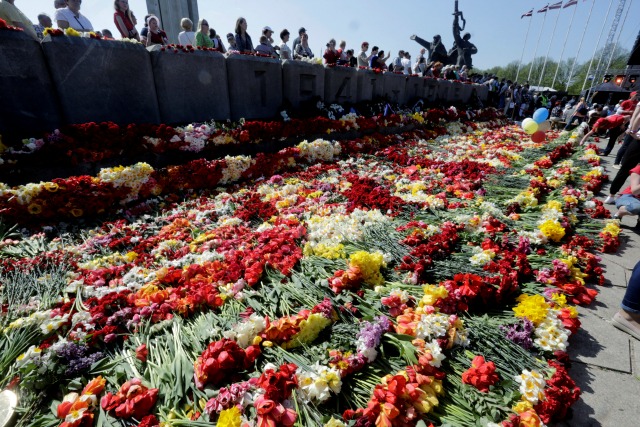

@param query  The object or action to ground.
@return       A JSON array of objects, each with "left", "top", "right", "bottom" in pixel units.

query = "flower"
[
  {"left": 538, "top": 219, "right": 566, "bottom": 243},
  {"left": 100, "top": 378, "right": 159, "bottom": 419},
  {"left": 461, "top": 355, "right": 499, "bottom": 392},
  {"left": 515, "top": 370, "right": 546, "bottom": 405},
  {"left": 217, "top": 406, "right": 242, "bottom": 427},
  {"left": 193, "top": 339, "right": 261, "bottom": 389},
  {"left": 135, "top": 344, "right": 148, "bottom": 362}
]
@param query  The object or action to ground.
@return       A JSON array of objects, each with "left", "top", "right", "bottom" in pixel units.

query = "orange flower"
[{"left": 82, "top": 376, "right": 106, "bottom": 396}]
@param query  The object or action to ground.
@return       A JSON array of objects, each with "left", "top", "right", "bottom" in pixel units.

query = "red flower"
[
  {"left": 193, "top": 339, "right": 261, "bottom": 389},
  {"left": 135, "top": 344, "right": 148, "bottom": 362},
  {"left": 100, "top": 378, "right": 159, "bottom": 419},
  {"left": 461, "top": 355, "right": 499, "bottom": 392}
]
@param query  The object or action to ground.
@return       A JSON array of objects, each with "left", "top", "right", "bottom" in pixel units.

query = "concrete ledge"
[
  {"left": 383, "top": 73, "right": 406, "bottom": 104},
  {"left": 151, "top": 49, "right": 230, "bottom": 124},
  {"left": 324, "top": 66, "right": 357, "bottom": 105},
  {"left": 282, "top": 60, "right": 324, "bottom": 108},
  {"left": 356, "top": 69, "right": 384, "bottom": 102},
  {"left": 41, "top": 36, "right": 160, "bottom": 125},
  {"left": 0, "top": 31, "right": 61, "bottom": 138},
  {"left": 226, "top": 54, "right": 283, "bottom": 120}
]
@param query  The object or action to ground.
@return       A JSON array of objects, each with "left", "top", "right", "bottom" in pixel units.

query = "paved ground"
[{"left": 555, "top": 141, "right": 640, "bottom": 427}]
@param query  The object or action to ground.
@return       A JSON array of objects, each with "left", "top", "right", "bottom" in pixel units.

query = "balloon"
[
  {"left": 537, "top": 120, "right": 551, "bottom": 132},
  {"left": 522, "top": 118, "right": 539, "bottom": 135},
  {"left": 532, "top": 108, "right": 549, "bottom": 123},
  {"left": 531, "top": 131, "right": 546, "bottom": 143}
]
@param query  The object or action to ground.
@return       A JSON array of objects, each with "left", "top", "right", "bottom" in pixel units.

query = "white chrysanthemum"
[
  {"left": 469, "top": 249, "right": 496, "bottom": 266},
  {"left": 297, "top": 363, "right": 342, "bottom": 403},
  {"left": 534, "top": 314, "right": 570, "bottom": 352}
]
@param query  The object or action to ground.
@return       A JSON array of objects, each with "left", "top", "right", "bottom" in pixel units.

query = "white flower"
[
  {"left": 414, "top": 313, "right": 450, "bottom": 341},
  {"left": 424, "top": 340, "right": 445, "bottom": 367},
  {"left": 223, "top": 314, "right": 267, "bottom": 348},
  {"left": 296, "top": 363, "right": 342, "bottom": 403},
  {"left": 515, "top": 369, "right": 546, "bottom": 405}
]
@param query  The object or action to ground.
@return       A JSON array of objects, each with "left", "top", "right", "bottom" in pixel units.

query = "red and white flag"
[
  {"left": 549, "top": 1, "right": 563, "bottom": 10},
  {"left": 538, "top": 4, "right": 549, "bottom": 13},
  {"left": 563, "top": 0, "right": 579, "bottom": 8},
  {"left": 521, "top": 8, "right": 534, "bottom": 18}
]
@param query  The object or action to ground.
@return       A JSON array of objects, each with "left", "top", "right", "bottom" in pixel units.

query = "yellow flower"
[
  {"left": 551, "top": 293, "right": 567, "bottom": 308},
  {"left": 65, "top": 27, "right": 81, "bottom": 37},
  {"left": 27, "top": 203, "right": 43, "bottom": 215},
  {"left": 217, "top": 406, "right": 241, "bottom": 427},
  {"left": 70, "top": 208, "right": 83, "bottom": 217},
  {"left": 538, "top": 220, "right": 565, "bottom": 243},
  {"left": 283, "top": 313, "right": 332, "bottom": 349},
  {"left": 513, "top": 399, "right": 533, "bottom": 413},
  {"left": 602, "top": 222, "right": 621, "bottom": 237},
  {"left": 43, "top": 182, "right": 59, "bottom": 192},
  {"left": 513, "top": 294, "right": 549, "bottom": 326},
  {"left": 420, "top": 285, "right": 449, "bottom": 307},
  {"left": 543, "top": 200, "right": 563, "bottom": 213},
  {"left": 349, "top": 251, "right": 385, "bottom": 286}
]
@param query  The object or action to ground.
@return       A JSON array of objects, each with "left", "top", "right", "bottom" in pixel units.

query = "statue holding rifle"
[{"left": 449, "top": 0, "right": 477, "bottom": 69}]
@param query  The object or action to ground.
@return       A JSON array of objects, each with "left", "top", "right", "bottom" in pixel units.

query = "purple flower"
[
  {"left": 500, "top": 319, "right": 534, "bottom": 350},
  {"left": 356, "top": 316, "right": 390, "bottom": 351}
]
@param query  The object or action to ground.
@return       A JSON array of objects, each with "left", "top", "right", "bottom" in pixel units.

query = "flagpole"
[
  {"left": 527, "top": 7, "right": 549, "bottom": 83},
  {"left": 581, "top": 0, "right": 615, "bottom": 94},
  {"left": 537, "top": 6, "right": 561, "bottom": 89},
  {"left": 515, "top": 11, "right": 534, "bottom": 83},
  {"left": 551, "top": 2, "right": 578, "bottom": 89},
  {"left": 566, "top": 0, "right": 596, "bottom": 92}
]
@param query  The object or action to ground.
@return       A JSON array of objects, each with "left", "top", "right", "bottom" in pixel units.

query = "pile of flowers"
[{"left": 0, "top": 109, "right": 620, "bottom": 427}]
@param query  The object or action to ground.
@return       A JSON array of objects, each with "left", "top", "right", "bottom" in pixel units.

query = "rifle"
[{"left": 454, "top": 0, "right": 466, "bottom": 31}]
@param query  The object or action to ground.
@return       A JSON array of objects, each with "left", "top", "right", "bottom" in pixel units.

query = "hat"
[{"left": 263, "top": 26, "right": 273, "bottom": 32}]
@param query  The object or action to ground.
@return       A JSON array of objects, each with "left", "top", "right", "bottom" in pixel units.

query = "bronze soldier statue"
[
  {"left": 410, "top": 34, "right": 450, "bottom": 65},
  {"left": 450, "top": 0, "right": 477, "bottom": 68}
]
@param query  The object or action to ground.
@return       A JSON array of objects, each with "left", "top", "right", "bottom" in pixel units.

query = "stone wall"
[{"left": 0, "top": 32, "right": 488, "bottom": 137}]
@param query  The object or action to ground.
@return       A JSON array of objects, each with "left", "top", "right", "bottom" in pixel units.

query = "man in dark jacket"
[{"left": 410, "top": 34, "right": 449, "bottom": 65}]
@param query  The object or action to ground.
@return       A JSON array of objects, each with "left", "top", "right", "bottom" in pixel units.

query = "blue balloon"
[{"left": 532, "top": 108, "right": 549, "bottom": 124}]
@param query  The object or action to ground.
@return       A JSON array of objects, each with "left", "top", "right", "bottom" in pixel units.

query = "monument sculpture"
[
  {"left": 409, "top": 34, "right": 450, "bottom": 65},
  {"left": 449, "top": 0, "right": 477, "bottom": 69},
  {"left": 410, "top": 1, "right": 477, "bottom": 68}
]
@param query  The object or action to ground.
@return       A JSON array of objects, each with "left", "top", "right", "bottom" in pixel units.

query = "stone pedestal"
[
  {"left": 0, "top": 31, "right": 61, "bottom": 138},
  {"left": 324, "top": 66, "right": 357, "bottom": 105},
  {"left": 405, "top": 76, "right": 425, "bottom": 104},
  {"left": 382, "top": 73, "right": 406, "bottom": 105},
  {"left": 356, "top": 69, "right": 384, "bottom": 102},
  {"left": 41, "top": 36, "right": 160, "bottom": 126},
  {"left": 226, "top": 54, "right": 283, "bottom": 120},
  {"left": 282, "top": 60, "right": 324, "bottom": 109},
  {"left": 423, "top": 78, "right": 440, "bottom": 103},
  {"left": 151, "top": 49, "right": 229, "bottom": 124},
  {"left": 436, "top": 79, "right": 453, "bottom": 103},
  {"left": 475, "top": 84, "right": 489, "bottom": 102}
]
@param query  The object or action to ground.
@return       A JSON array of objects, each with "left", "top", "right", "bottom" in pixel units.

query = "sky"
[{"left": 18, "top": 0, "right": 640, "bottom": 70}]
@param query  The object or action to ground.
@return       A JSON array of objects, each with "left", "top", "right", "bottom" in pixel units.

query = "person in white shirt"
[
  {"left": 178, "top": 18, "right": 195, "bottom": 46},
  {"left": 279, "top": 29, "right": 291, "bottom": 60},
  {"left": 401, "top": 52, "right": 411, "bottom": 75},
  {"left": 55, "top": 0, "right": 92, "bottom": 32}
]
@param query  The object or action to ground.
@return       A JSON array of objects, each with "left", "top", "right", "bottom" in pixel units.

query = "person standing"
[
  {"left": 234, "top": 17, "right": 254, "bottom": 53},
  {"left": 402, "top": 52, "right": 411, "bottom": 75},
  {"left": 145, "top": 15, "right": 167, "bottom": 47},
  {"left": 323, "top": 39, "right": 340, "bottom": 65},
  {"left": 613, "top": 92, "right": 640, "bottom": 168},
  {"left": 0, "top": 0, "right": 37, "bottom": 39},
  {"left": 606, "top": 103, "right": 640, "bottom": 204},
  {"left": 55, "top": 0, "right": 93, "bottom": 33},
  {"left": 294, "top": 32, "right": 313, "bottom": 59},
  {"left": 195, "top": 19, "right": 213, "bottom": 48},
  {"left": 357, "top": 41, "right": 373, "bottom": 68},
  {"left": 292, "top": 27, "right": 305, "bottom": 54},
  {"left": 178, "top": 18, "right": 195, "bottom": 46},
  {"left": 279, "top": 29, "right": 291, "bottom": 60},
  {"left": 33, "top": 13, "right": 52, "bottom": 40},
  {"left": 113, "top": 0, "right": 139, "bottom": 41}
]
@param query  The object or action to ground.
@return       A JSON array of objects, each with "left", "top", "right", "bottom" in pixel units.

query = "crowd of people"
[{"left": 1, "top": 0, "right": 481, "bottom": 80}]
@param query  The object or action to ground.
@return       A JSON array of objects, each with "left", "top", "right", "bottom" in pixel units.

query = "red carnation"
[{"left": 461, "top": 355, "right": 500, "bottom": 392}]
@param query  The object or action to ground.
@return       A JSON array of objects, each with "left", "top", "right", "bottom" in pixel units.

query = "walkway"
[{"left": 556, "top": 141, "right": 640, "bottom": 427}]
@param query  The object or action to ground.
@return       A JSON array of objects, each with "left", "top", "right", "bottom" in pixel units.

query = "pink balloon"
[{"left": 531, "top": 131, "right": 546, "bottom": 143}]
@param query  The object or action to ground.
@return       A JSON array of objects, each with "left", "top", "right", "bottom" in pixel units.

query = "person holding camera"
[{"left": 323, "top": 39, "right": 340, "bottom": 65}]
